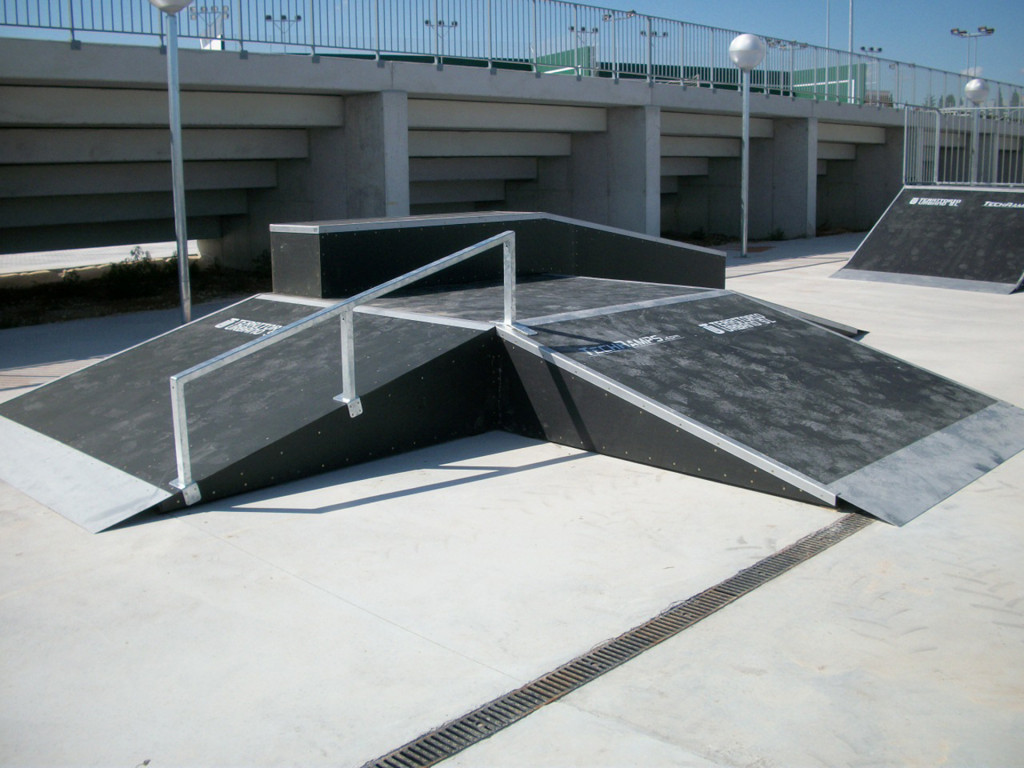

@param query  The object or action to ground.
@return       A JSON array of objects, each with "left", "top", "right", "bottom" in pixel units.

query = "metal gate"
[{"left": 904, "top": 106, "right": 1024, "bottom": 187}]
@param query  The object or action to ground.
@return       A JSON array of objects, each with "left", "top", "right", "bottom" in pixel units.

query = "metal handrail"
[
  {"left": 2, "top": 0, "right": 1022, "bottom": 109},
  {"left": 168, "top": 229, "right": 520, "bottom": 502},
  {"left": 903, "top": 106, "right": 1024, "bottom": 186}
]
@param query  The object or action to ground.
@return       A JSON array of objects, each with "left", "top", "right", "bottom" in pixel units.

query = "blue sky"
[{"left": 624, "top": 0, "right": 1023, "bottom": 86}]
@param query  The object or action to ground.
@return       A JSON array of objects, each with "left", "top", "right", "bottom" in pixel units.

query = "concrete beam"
[
  {"left": 410, "top": 180, "right": 507, "bottom": 205},
  {"left": 0, "top": 190, "right": 246, "bottom": 228},
  {"left": 0, "top": 86, "right": 343, "bottom": 128},
  {"left": 0, "top": 128, "right": 309, "bottom": 164},
  {"left": 0, "top": 161, "right": 277, "bottom": 198},
  {"left": 660, "top": 157, "right": 710, "bottom": 176},
  {"left": 662, "top": 137, "right": 741, "bottom": 158},
  {"left": 408, "top": 99, "right": 606, "bottom": 132},
  {"left": 408, "top": 131, "right": 572, "bottom": 157},
  {"left": 409, "top": 157, "right": 537, "bottom": 182},
  {"left": 818, "top": 142, "right": 857, "bottom": 160},
  {"left": 661, "top": 112, "right": 773, "bottom": 139},
  {"left": 818, "top": 122, "right": 887, "bottom": 144}
]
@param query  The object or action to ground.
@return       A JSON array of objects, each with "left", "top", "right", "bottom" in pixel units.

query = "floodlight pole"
[
  {"left": 152, "top": 0, "right": 195, "bottom": 324},
  {"left": 950, "top": 26, "right": 995, "bottom": 77},
  {"left": 729, "top": 34, "right": 767, "bottom": 258},
  {"left": 847, "top": 0, "right": 854, "bottom": 103}
]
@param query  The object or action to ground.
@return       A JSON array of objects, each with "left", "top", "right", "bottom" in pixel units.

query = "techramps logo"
[{"left": 908, "top": 197, "right": 962, "bottom": 207}]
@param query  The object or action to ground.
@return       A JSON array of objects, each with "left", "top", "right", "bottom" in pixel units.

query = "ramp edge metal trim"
[
  {"left": 361, "top": 512, "right": 872, "bottom": 768},
  {"left": 497, "top": 327, "right": 836, "bottom": 505},
  {"left": 0, "top": 416, "right": 172, "bottom": 533},
  {"left": 831, "top": 401, "right": 1024, "bottom": 526},
  {"left": 832, "top": 268, "right": 1018, "bottom": 294}
]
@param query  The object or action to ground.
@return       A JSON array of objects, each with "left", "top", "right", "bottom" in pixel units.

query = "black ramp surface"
[
  {"left": 0, "top": 297, "right": 322, "bottom": 488},
  {"left": 179, "top": 309, "right": 488, "bottom": 484},
  {"left": 502, "top": 291, "right": 1024, "bottom": 524},
  {"left": 0, "top": 295, "right": 496, "bottom": 531},
  {"left": 836, "top": 186, "right": 1024, "bottom": 292}
]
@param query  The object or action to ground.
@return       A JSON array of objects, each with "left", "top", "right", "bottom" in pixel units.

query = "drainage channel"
[{"left": 362, "top": 511, "right": 873, "bottom": 768}]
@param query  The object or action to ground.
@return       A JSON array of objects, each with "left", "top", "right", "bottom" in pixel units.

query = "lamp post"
[
  {"left": 965, "top": 78, "right": 989, "bottom": 184},
  {"left": 729, "top": 33, "right": 766, "bottom": 258},
  {"left": 150, "top": 0, "right": 194, "bottom": 324}
]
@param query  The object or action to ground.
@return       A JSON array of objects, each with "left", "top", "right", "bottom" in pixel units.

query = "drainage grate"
[{"left": 362, "top": 512, "right": 872, "bottom": 768}]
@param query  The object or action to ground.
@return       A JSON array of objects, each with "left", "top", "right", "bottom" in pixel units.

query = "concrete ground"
[{"left": 1, "top": 234, "right": 1022, "bottom": 768}]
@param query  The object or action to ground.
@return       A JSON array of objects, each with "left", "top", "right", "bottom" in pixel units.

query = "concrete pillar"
[
  {"left": 749, "top": 137, "right": 774, "bottom": 240},
  {"left": 851, "top": 126, "right": 902, "bottom": 228},
  {"left": 571, "top": 105, "right": 660, "bottom": 236},
  {"left": 344, "top": 90, "right": 410, "bottom": 219},
  {"left": 213, "top": 91, "right": 412, "bottom": 269},
  {"left": 770, "top": 118, "right": 818, "bottom": 239}
]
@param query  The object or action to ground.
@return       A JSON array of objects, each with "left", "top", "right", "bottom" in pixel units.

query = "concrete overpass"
[{"left": 0, "top": 37, "right": 903, "bottom": 267}]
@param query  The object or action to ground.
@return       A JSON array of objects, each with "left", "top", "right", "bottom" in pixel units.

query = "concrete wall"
[{"left": 0, "top": 38, "right": 906, "bottom": 265}]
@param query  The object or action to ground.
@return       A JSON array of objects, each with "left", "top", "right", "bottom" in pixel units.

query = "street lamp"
[
  {"left": 424, "top": 18, "right": 459, "bottom": 65},
  {"left": 860, "top": 46, "right": 882, "bottom": 103},
  {"left": 601, "top": 9, "right": 637, "bottom": 82},
  {"left": 150, "top": 0, "right": 194, "bottom": 324},
  {"left": 729, "top": 33, "right": 766, "bottom": 258}
]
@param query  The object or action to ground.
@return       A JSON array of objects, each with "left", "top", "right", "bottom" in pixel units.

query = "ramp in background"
[{"left": 834, "top": 186, "right": 1024, "bottom": 293}]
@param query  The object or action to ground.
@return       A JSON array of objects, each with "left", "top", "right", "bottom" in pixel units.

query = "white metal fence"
[
  {"left": 3, "top": 0, "right": 1024, "bottom": 109},
  {"left": 904, "top": 107, "right": 1024, "bottom": 186}
]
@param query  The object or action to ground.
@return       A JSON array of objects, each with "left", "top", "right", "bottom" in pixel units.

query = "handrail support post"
[
  {"left": 502, "top": 233, "right": 515, "bottom": 328},
  {"left": 169, "top": 375, "right": 202, "bottom": 504},
  {"left": 334, "top": 305, "right": 362, "bottom": 417}
]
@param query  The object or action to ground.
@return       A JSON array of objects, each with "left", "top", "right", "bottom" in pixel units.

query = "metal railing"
[
  {"left": 168, "top": 229, "right": 521, "bottom": 503},
  {"left": 904, "top": 107, "right": 1024, "bottom": 186},
  {"left": 3, "top": 0, "right": 1023, "bottom": 109}
]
